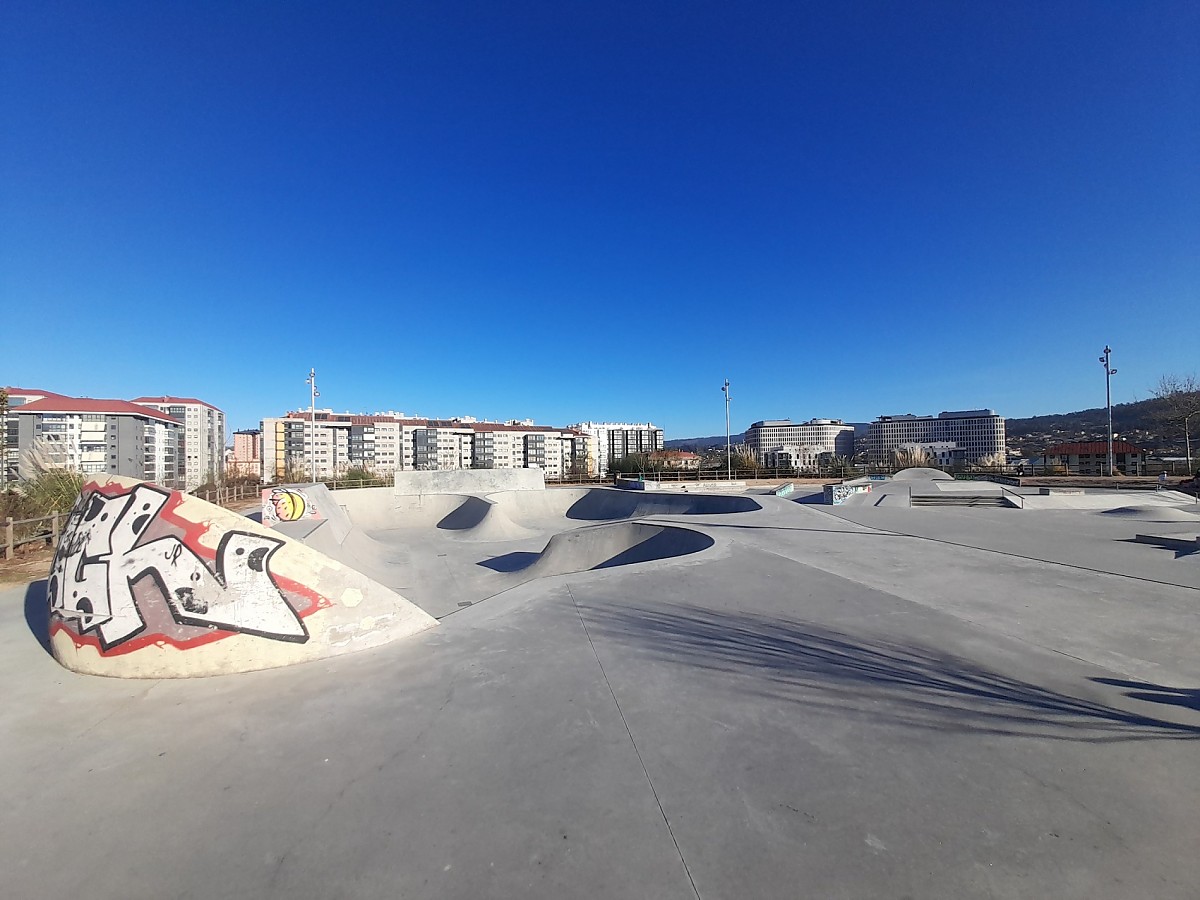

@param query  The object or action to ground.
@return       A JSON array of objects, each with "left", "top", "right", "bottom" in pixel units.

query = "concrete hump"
[
  {"left": 45, "top": 476, "right": 437, "bottom": 678},
  {"left": 892, "top": 467, "right": 955, "bottom": 482},
  {"left": 480, "top": 521, "right": 715, "bottom": 579}
]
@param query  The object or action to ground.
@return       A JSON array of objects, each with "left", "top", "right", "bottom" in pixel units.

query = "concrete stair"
[{"left": 911, "top": 493, "right": 1014, "bottom": 509}]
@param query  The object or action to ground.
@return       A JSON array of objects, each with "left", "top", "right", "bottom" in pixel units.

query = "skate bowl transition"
[
  {"left": 46, "top": 476, "right": 437, "bottom": 678},
  {"left": 262, "top": 482, "right": 755, "bottom": 617}
]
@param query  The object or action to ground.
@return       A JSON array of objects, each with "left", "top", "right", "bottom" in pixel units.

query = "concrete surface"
[{"left": 2, "top": 483, "right": 1199, "bottom": 898}]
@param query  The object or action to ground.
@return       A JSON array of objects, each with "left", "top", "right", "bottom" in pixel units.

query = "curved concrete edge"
[
  {"left": 521, "top": 521, "right": 716, "bottom": 580},
  {"left": 46, "top": 476, "right": 437, "bottom": 678}
]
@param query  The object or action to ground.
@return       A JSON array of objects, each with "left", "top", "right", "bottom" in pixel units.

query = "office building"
[
  {"left": 745, "top": 419, "right": 855, "bottom": 464},
  {"left": 866, "top": 409, "right": 1006, "bottom": 465}
]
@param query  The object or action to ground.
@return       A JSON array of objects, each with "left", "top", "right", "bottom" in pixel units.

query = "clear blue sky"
[{"left": 2, "top": 1, "right": 1197, "bottom": 437}]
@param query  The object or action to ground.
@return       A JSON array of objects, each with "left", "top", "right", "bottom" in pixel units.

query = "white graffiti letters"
[{"left": 49, "top": 484, "right": 308, "bottom": 649}]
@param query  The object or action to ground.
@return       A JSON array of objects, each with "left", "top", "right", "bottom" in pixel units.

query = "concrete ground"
[{"left": 2, "top": 485, "right": 1199, "bottom": 899}]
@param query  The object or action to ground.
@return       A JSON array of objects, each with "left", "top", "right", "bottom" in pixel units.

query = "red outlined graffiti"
[{"left": 48, "top": 481, "right": 330, "bottom": 654}]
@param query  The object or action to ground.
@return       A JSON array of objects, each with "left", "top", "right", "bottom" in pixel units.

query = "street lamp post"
[
  {"left": 722, "top": 378, "right": 731, "bottom": 481},
  {"left": 306, "top": 367, "right": 320, "bottom": 484},
  {"left": 1098, "top": 346, "right": 1117, "bottom": 477}
]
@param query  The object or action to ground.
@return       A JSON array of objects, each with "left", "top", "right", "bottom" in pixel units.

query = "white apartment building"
[
  {"left": 865, "top": 409, "right": 1006, "bottom": 465},
  {"left": 9, "top": 396, "right": 183, "bottom": 487},
  {"left": 567, "top": 422, "right": 664, "bottom": 476},
  {"left": 132, "top": 396, "right": 226, "bottom": 491},
  {"left": 745, "top": 419, "right": 856, "bottom": 462},
  {"left": 261, "top": 412, "right": 592, "bottom": 483}
]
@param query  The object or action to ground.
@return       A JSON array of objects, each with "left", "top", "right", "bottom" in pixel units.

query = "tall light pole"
[
  {"left": 722, "top": 378, "right": 732, "bottom": 481},
  {"left": 306, "top": 368, "right": 320, "bottom": 484},
  {"left": 1098, "top": 346, "right": 1117, "bottom": 477}
]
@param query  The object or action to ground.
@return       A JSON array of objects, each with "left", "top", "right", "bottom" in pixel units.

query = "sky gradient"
[{"left": 2, "top": 2, "right": 1197, "bottom": 436}]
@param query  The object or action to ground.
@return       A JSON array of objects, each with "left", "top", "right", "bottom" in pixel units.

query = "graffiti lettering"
[
  {"left": 263, "top": 488, "right": 318, "bottom": 524},
  {"left": 49, "top": 483, "right": 308, "bottom": 649}
]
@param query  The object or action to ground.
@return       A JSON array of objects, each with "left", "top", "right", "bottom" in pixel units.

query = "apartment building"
[
  {"left": 865, "top": 409, "right": 1006, "bottom": 465},
  {"left": 745, "top": 418, "right": 855, "bottom": 463},
  {"left": 228, "top": 429, "right": 262, "bottom": 477},
  {"left": 567, "top": 422, "right": 664, "bottom": 476},
  {"left": 8, "top": 395, "right": 183, "bottom": 487},
  {"left": 132, "top": 396, "right": 226, "bottom": 491},
  {"left": 3, "top": 387, "right": 69, "bottom": 485},
  {"left": 261, "top": 412, "right": 592, "bottom": 482}
]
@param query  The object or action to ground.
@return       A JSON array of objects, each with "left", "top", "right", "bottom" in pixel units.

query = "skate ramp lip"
[
  {"left": 336, "top": 486, "right": 761, "bottom": 538},
  {"left": 478, "top": 521, "right": 715, "bottom": 578}
]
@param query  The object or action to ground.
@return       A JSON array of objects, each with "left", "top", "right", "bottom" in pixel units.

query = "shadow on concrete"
[
  {"left": 437, "top": 496, "right": 492, "bottom": 530},
  {"left": 24, "top": 579, "right": 52, "bottom": 656},
  {"left": 479, "top": 551, "right": 540, "bottom": 573},
  {"left": 791, "top": 492, "right": 829, "bottom": 505},
  {"left": 581, "top": 602, "right": 1200, "bottom": 743},
  {"left": 1117, "top": 537, "right": 1199, "bottom": 559},
  {"left": 245, "top": 511, "right": 264, "bottom": 524},
  {"left": 479, "top": 526, "right": 715, "bottom": 574},
  {"left": 1092, "top": 677, "right": 1200, "bottom": 712},
  {"left": 565, "top": 491, "right": 761, "bottom": 521}
]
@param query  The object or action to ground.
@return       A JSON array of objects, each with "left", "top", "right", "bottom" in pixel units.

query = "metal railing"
[{"left": 3, "top": 511, "right": 63, "bottom": 561}]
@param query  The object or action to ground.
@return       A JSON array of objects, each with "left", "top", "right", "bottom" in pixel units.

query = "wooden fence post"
[
  {"left": 52, "top": 511, "right": 60, "bottom": 548},
  {"left": 4, "top": 517, "right": 12, "bottom": 561}
]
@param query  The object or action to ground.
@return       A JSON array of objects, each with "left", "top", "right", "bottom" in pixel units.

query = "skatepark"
[{"left": 1, "top": 470, "right": 1199, "bottom": 898}]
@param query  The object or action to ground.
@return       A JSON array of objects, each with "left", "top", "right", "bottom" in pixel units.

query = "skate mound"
[
  {"left": 891, "top": 467, "right": 955, "bottom": 482},
  {"left": 479, "top": 521, "right": 715, "bottom": 577},
  {"left": 1100, "top": 505, "right": 1200, "bottom": 521}
]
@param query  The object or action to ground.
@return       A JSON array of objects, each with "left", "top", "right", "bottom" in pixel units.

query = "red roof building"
[
  {"left": 8, "top": 396, "right": 184, "bottom": 487},
  {"left": 1041, "top": 441, "right": 1146, "bottom": 476}
]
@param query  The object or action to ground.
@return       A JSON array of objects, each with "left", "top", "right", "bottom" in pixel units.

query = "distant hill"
[
  {"left": 1005, "top": 396, "right": 1183, "bottom": 456},
  {"left": 666, "top": 397, "right": 1192, "bottom": 457},
  {"left": 664, "top": 432, "right": 746, "bottom": 451}
]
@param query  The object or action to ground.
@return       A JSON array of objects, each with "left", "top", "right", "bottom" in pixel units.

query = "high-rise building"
[
  {"left": 566, "top": 422, "right": 664, "bottom": 476},
  {"left": 866, "top": 409, "right": 1006, "bottom": 464},
  {"left": 132, "top": 396, "right": 226, "bottom": 491},
  {"left": 9, "top": 396, "right": 183, "bottom": 487}
]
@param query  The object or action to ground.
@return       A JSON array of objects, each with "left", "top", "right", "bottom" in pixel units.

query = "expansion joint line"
[{"left": 566, "top": 584, "right": 702, "bottom": 900}]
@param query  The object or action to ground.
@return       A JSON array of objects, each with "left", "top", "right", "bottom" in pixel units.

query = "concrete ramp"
[{"left": 46, "top": 476, "right": 436, "bottom": 678}]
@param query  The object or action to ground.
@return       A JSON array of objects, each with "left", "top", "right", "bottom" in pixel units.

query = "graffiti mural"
[
  {"left": 262, "top": 487, "right": 319, "bottom": 524},
  {"left": 49, "top": 482, "right": 312, "bottom": 652},
  {"left": 824, "top": 483, "right": 872, "bottom": 505}
]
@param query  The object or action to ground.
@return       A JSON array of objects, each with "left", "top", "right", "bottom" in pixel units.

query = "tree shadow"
[
  {"left": 580, "top": 602, "right": 1200, "bottom": 743},
  {"left": 1091, "top": 677, "right": 1200, "bottom": 712},
  {"left": 24, "top": 578, "right": 52, "bottom": 656}
]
